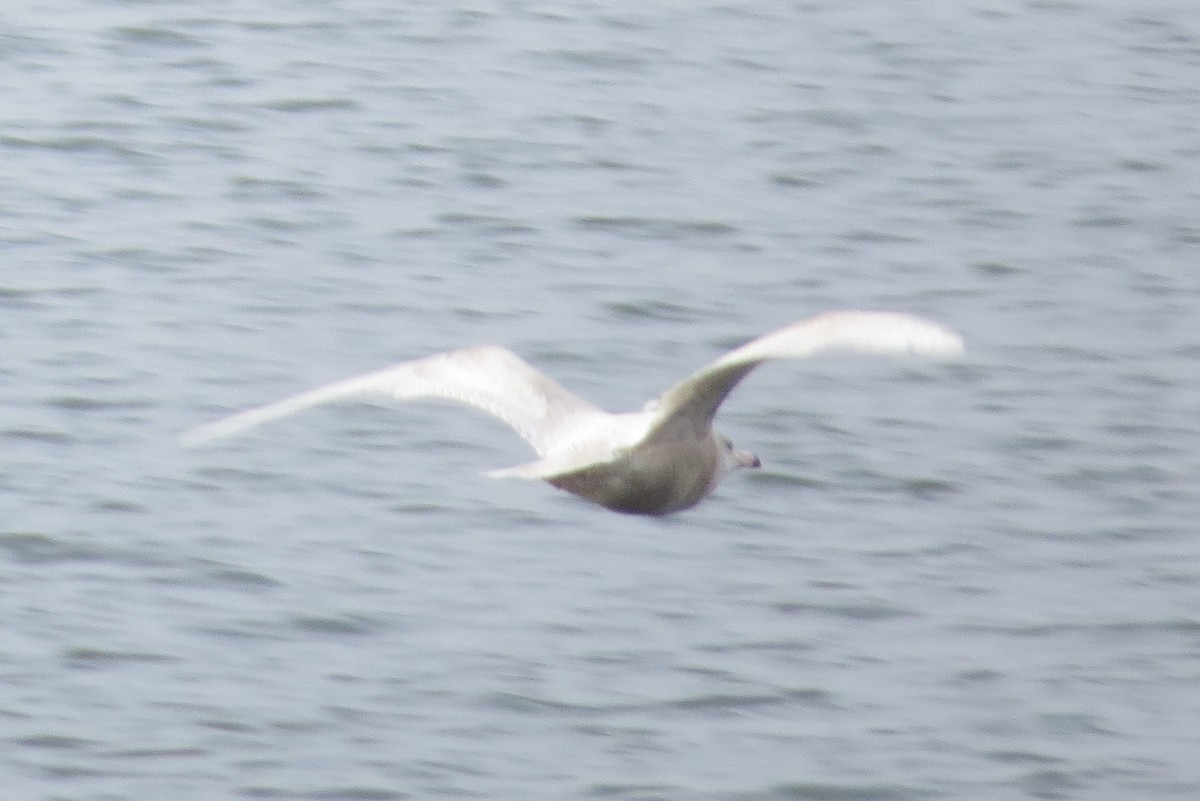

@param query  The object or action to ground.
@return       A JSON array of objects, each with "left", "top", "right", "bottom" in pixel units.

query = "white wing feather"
[
  {"left": 645, "top": 311, "right": 963, "bottom": 441},
  {"left": 180, "top": 346, "right": 603, "bottom": 455}
]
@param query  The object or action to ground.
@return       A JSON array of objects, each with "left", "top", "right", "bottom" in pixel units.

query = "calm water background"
[{"left": 3, "top": 1, "right": 1199, "bottom": 799}]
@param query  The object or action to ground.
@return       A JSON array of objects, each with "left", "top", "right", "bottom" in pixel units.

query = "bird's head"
[{"left": 716, "top": 433, "right": 761, "bottom": 478}]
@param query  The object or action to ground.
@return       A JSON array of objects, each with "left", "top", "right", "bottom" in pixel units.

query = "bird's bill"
[{"left": 736, "top": 449, "right": 761, "bottom": 469}]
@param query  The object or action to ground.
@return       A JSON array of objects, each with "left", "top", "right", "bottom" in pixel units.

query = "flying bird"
[{"left": 182, "top": 311, "right": 963, "bottom": 515}]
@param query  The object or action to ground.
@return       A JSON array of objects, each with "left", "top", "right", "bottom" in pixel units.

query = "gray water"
[{"left": 3, "top": 1, "right": 1200, "bottom": 799}]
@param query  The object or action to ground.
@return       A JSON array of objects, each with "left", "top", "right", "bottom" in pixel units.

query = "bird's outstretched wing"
[
  {"left": 642, "top": 311, "right": 964, "bottom": 443},
  {"left": 180, "top": 345, "right": 604, "bottom": 456}
]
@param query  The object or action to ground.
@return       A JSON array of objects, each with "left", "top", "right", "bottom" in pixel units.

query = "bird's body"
[
  {"left": 182, "top": 311, "right": 963, "bottom": 515},
  {"left": 545, "top": 431, "right": 723, "bottom": 515}
]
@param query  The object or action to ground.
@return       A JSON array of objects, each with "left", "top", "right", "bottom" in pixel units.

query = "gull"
[{"left": 182, "top": 311, "right": 963, "bottom": 515}]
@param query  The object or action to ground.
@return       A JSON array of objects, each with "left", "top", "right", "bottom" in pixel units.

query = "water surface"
[{"left": 3, "top": 2, "right": 1200, "bottom": 799}]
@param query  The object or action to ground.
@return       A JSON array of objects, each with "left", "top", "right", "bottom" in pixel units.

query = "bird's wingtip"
[
  {"left": 923, "top": 327, "right": 966, "bottom": 359},
  {"left": 177, "top": 426, "right": 217, "bottom": 449}
]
